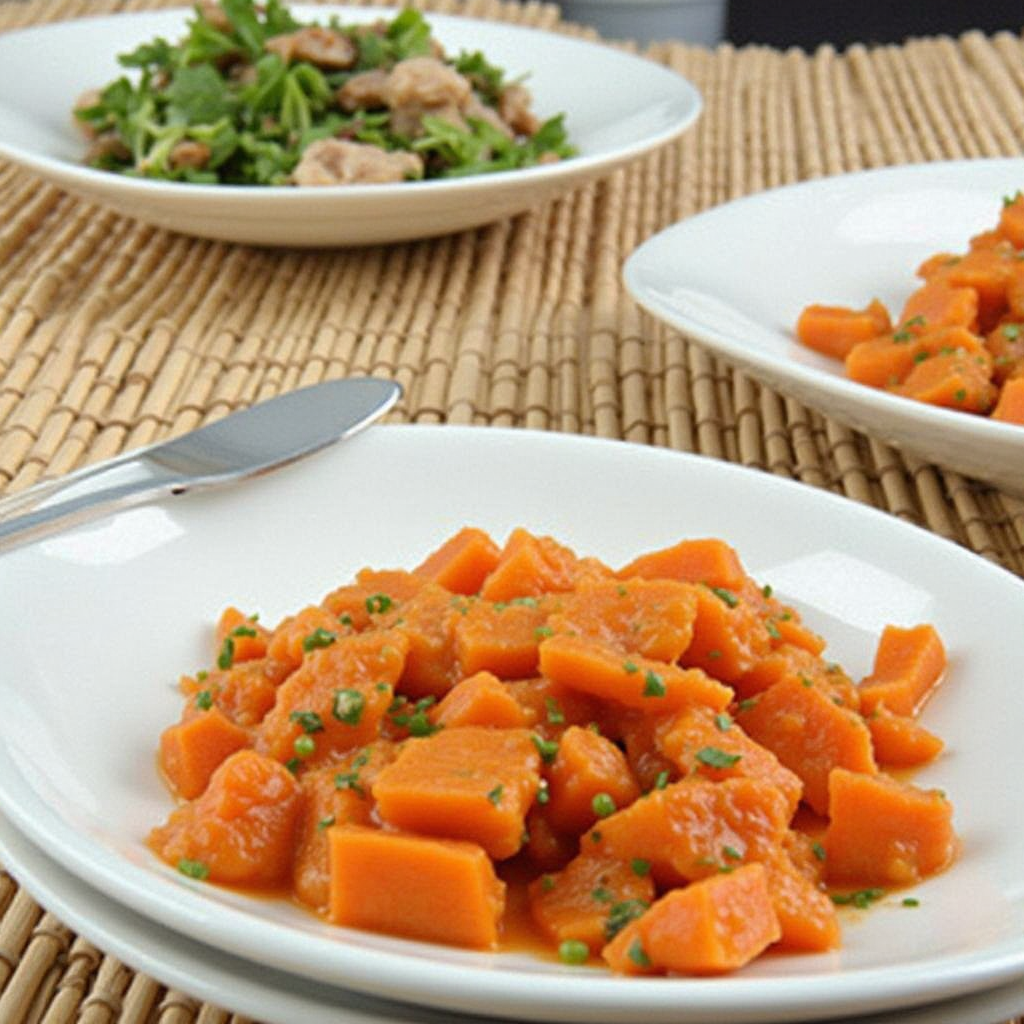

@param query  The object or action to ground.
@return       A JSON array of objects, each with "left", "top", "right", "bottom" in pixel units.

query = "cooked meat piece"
[
  {"left": 384, "top": 57, "right": 471, "bottom": 111},
  {"left": 85, "top": 132, "right": 131, "bottom": 163},
  {"left": 389, "top": 103, "right": 465, "bottom": 139},
  {"left": 291, "top": 139, "right": 423, "bottom": 185},
  {"left": 198, "top": 0, "right": 232, "bottom": 33},
  {"left": 169, "top": 140, "right": 212, "bottom": 170},
  {"left": 464, "top": 94, "right": 513, "bottom": 139},
  {"left": 337, "top": 69, "right": 390, "bottom": 112},
  {"left": 266, "top": 27, "right": 357, "bottom": 69},
  {"left": 498, "top": 83, "right": 538, "bottom": 136}
]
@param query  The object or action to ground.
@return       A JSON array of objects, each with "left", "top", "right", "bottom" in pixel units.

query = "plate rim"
[{"left": 1, "top": 424, "right": 1024, "bottom": 1022}]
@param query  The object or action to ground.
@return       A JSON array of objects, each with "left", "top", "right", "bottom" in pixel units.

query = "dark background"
[{"left": 728, "top": 0, "right": 1023, "bottom": 49}]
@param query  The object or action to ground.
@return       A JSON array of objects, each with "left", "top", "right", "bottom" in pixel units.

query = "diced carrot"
[
  {"left": 678, "top": 585, "right": 772, "bottom": 685},
  {"left": 371, "top": 726, "right": 540, "bottom": 859},
  {"left": 371, "top": 582, "right": 462, "bottom": 699},
  {"left": 529, "top": 855, "right": 655, "bottom": 953},
  {"left": 735, "top": 675, "right": 877, "bottom": 815},
  {"left": 354, "top": 568, "right": 429, "bottom": 605},
  {"left": 617, "top": 538, "right": 746, "bottom": 592},
  {"left": 602, "top": 864, "right": 781, "bottom": 975},
  {"left": 546, "top": 725, "right": 641, "bottom": 835},
  {"left": 179, "top": 658, "right": 284, "bottom": 727},
  {"left": 216, "top": 607, "right": 269, "bottom": 664},
  {"left": 538, "top": 634, "right": 732, "bottom": 714},
  {"left": 795, "top": 300, "right": 891, "bottom": 360},
  {"left": 917, "top": 252, "right": 963, "bottom": 278},
  {"left": 453, "top": 597, "right": 549, "bottom": 679},
  {"left": 480, "top": 529, "right": 580, "bottom": 602},
  {"left": 933, "top": 247, "right": 1017, "bottom": 332},
  {"left": 504, "top": 676, "right": 601, "bottom": 738},
  {"left": 992, "top": 376, "right": 1024, "bottom": 424},
  {"left": 845, "top": 326, "right": 989, "bottom": 390},
  {"left": 858, "top": 624, "right": 947, "bottom": 717},
  {"left": 432, "top": 671, "right": 528, "bottom": 729},
  {"left": 969, "top": 229, "right": 1008, "bottom": 251},
  {"left": 266, "top": 605, "right": 345, "bottom": 674},
  {"left": 292, "top": 744, "right": 397, "bottom": 910},
  {"left": 824, "top": 768, "right": 958, "bottom": 886},
  {"left": 522, "top": 804, "right": 577, "bottom": 871},
  {"left": 735, "top": 647, "right": 859, "bottom": 708},
  {"left": 655, "top": 706, "right": 803, "bottom": 818},
  {"left": 159, "top": 707, "right": 251, "bottom": 800},
  {"left": 547, "top": 578, "right": 698, "bottom": 663},
  {"left": 328, "top": 825, "right": 505, "bottom": 948},
  {"left": 898, "top": 279, "right": 978, "bottom": 332},
  {"left": 896, "top": 349, "right": 997, "bottom": 414},
  {"left": 985, "top": 322, "right": 1024, "bottom": 385},
  {"left": 149, "top": 749, "right": 302, "bottom": 885},
  {"left": 998, "top": 191, "right": 1024, "bottom": 248},
  {"left": 595, "top": 778, "right": 790, "bottom": 887},
  {"left": 770, "top": 614, "right": 826, "bottom": 656},
  {"left": 866, "top": 707, "right": 944, "bottom": 768},
  {"left": 414, "top": 526, "right": 502, "bottom": 595},
  {"left": 761, "top": 849, "right": 840, "bottom": 952},
  {"left": 1007, "top": 266, "right": 1024, "bottom": 319},
  {"left": 256, "top": 630, "right": 407, "bottom": 765}
]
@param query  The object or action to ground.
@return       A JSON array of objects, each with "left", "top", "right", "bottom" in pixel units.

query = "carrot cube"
[
  {"left": 992, "top": 376, "right": 1024, "bottom": 424},
  {"left": 414, "top": 526, "right": 502, "bottom": 595},
  {"left": 735, "top": 675, "right": 877, "bottom": 815},
  {"left": 866, "top": 707, "right": 944, "bottom": 768},
  {"left": 858, "top": 623, "right": 947, "bottom": 717},
  {"left": 547, "top": 578, "right": 698, "bottom": 663},
  {"left": 328, "top": 825, "right": 505, "bottom": 948},
  {"left": 159, "top": 707, "right": 251, "bottom": 800},
  {"left": 454, "top": 598, "right": 549, "bottom": 679},
  {"left": 216, "top": 606, "right": 268, "bottom": 664},
  {"left": 761, "top": 850, "right": 840, "bottom": 952},
  {"left": 678, "top": 585, "right": 772, "bottom": 685},
  {"left": 617, "top": 537, "right": 747, "bottom": 592},
  {"left": 795, "top": 300, "right": 892, "bottom": 360},
  {"left": 538, "top": 634, "right": 732, "bottom": 714},
  {"left": 371, "top": 726, "right": 540, "bottom": 859},
  {"left": 898, "top": 279, "right": 978, "bottom": 332},
  {"left": 602, "top": 864, "right": 781, "bottom": 975},
  {"left": 432, "top": 671, "right": 528, "bottom": 729},
  {"left": 824, "top": 768, "right": 958, "bottom": 886},
  {"left": 480, "top": 529, "right": 580, "bottom": 601},
  {"left": 546, "top": 725, "right": 641, "bottom": 835}
]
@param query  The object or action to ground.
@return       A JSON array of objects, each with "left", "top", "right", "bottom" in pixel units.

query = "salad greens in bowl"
[{"left": 73, "top": 0, "right": 574, "bottom": 186}]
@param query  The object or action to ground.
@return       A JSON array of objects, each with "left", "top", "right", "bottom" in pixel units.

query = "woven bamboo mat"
[{"left": 1, "top": 0, "right": 1024, "bottom": 1018}]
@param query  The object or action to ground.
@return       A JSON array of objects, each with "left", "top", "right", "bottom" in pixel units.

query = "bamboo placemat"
[{"left": 1, "top": 0, "right": 1024, "bottom": 1019}]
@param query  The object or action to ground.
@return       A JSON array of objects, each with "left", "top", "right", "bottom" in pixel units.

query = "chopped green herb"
[
  {"left": 541, "top": 873, "right": 555, "bottom": 892},
  {"left": 622, "top": 660, "right": 639, "bottom": 674},
  {"left": 913, "top": 351, "right": 930, "bottom": 364},
  {"left": 231, "top": 624, "right": 257, "bottom": 638},
  {"left": 544, "top": 696, "right": 565, "bottom": 724},
  {"left": 177, "top": 858, "right": 209, "bottom": 880},
  {"left": 722, "top": 844, "right": 742, "bottom": 860},
  {"left": 831, "top": 887, "right": 885, "bottom": 908},
  {"left": 591, "top": 792, "right": 616, "bottom": 818},
  {"left": 901, "top": 897, "right": 920, "bottom": 907},
  {"left": 631, "top": 858, "right": 651, "bottom": 877},
  {"left": 332, "top": 688, "right": 365, "bottom": 725},
  {"left": 284, "top": 757, "right": 301, "bottom": 774},
  {"left": 616, "top": 584, "right": 628, "bottom": 597},
  {"left": 708, "top": 649, "right": 722, "bottom": 659},
  {"left": 195, "top": 689, "right": 213, "bottom": 710},
  {"left": 1004, "top": 191, "right": 1022, "bottom": 207},
  {"left": 627, "top": 939, "right": 651, "bottom": 968},
  {"left": 289, "top": 710, "right": 324, "bottom": 734},
  {"left": 812, "top": 841, "right": 826, "bottom": 862},
  {"left": 765, "top": 619, "right": 781, "bottom": 640},
  {"left": 217, "top": 636, "right": 235, "bottom": 669},
  {"left": 334, "top": 770, "right": 365, "bottom": 796},
  {"left": 737, "top": 698, "right": 758, "bottom": 712},
  {"left": 799, "top": 675, "right": 814, "bottom": 688},
  {"left": 534, "top": 625, "right": 554, "bottom": 640},
  {"left": 302, "top": 627, "right": 337, "bottom": 652},
  {"left": 294, "top": 734, "right": 315, "bottom": 757},
  {"left": 537, "top": 780, "right": 550, "bottom": 804},
  {"left": 642, "top": 670, "right": 666, "bottom": 698},
  {"left": 532, "top": 734, "right": 559, "bottom": 763},
  {"left": 487, "top": 784, "right": 504, "bottom": 806},
  {"left": 338, "top": 613, "right": 353, "bottom": 627},
  {"left": 954, "top": 388, "right": 967, "bottom": 402},
  {"left": 696, "top": 746, "right": 742, "bottom": 769},
  {"left": 558, "top": 939, "right": 590, "bottom": 965},
  {"left": 317, "top": 815, "right": 336, "bottom": 831},
  {"left": 196, "top": 669, "right": 209, "bottom": 682},
  {"left": 590, "top": 829, "right": 603, "bottom": 843},
  {"left": 365, "top": 593, "right": 393, "bottom": 614},
  {"left": 605, "top": 898, "right": 649, "bottom": 940},
  {"left": 709, "top": 586, "right": 739, "bottom": 608},
  {"left": 761, "top": 583, "right": 773, "bottom": 598},
  {"left": 591, "top": 886, "right": 613, "bottom": 904},
  {"left": 653, "top": 770, "right": 670, "bottom": 790},
  {"left": 1003, "top": 323, "right": 1021, "bottom": 340},
  {"left": 714, "top": 712, "right": 732, "bottom": 732}
]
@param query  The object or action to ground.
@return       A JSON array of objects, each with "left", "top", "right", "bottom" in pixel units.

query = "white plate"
[
  {"left": 0, "top": 6, "right": 701, "bottom": 246},
  {"left": 623, "top": 159, "right": 1024, "bottom": 495},
  {"left": 4, "top": 814, "right": 1024, "bottom": 1024},
  {"left": 1, "top": 425, "right": 1024, "bottom": 1022},
  {"left": 5, "top": 816, "right": 1024, "bottom": 1024}
]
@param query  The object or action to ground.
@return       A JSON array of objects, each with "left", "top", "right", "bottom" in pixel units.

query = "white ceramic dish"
[
  {"left": 5, "top": 815, "right": 1024, "bottom": 1024},
  {"left": 623, "top": 158, "right": 1024, "bottom": 495},
  {"left": 4, "top": 814, "right": 1024, "bottom": 1024},
  {"left": 1, "top": 425, "right": 1024, "bottom": 1022},
  {"left": 0, "top": 6, "right": 701, "bottom": 246}
]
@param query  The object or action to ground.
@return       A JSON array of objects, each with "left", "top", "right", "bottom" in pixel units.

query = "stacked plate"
[{"left": 2, "top": 425, "right": 1024, "bottom": 1024}]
